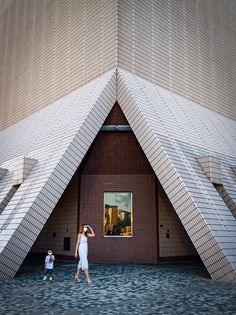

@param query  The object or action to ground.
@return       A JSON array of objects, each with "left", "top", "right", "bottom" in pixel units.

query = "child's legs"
[{"left": 45, "top": 269, "right": 53, "bottom": 277}]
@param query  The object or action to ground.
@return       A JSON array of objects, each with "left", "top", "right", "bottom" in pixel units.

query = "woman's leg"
[
  {"left": 84, "top": 269, "right": 92, "bottom": 284},
  {"left": 75, "top": 267, "right": 81, "bottom": 281}
]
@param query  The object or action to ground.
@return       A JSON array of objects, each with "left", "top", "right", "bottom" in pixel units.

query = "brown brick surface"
[
  {"left": 103, "top": 102, "right": 129, "bottom": 125},
  {"left": 80, "top": 174, "right": 157, "bottom": 263},
  {"left": 79, "top": 104, "right": 158, "bottom": 263}
]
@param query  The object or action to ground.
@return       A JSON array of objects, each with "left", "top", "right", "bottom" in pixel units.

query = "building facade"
[{"left": 0, "top": 0, "right": 236, "bottom": 281}]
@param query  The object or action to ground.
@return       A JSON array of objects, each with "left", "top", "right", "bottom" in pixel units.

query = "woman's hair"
[{"left": 79, "top": 224, "right": 88, "bottom": 236}]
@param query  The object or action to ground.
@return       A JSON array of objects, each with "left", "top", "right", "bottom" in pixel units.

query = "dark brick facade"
[{"left": 79, "top": 103, "right": 158, "bottom": 263}]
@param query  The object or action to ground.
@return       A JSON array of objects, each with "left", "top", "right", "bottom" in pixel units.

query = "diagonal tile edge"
[
  {"left": 0, "top": 70, "right": 117, "bottom": 278},
  {"left": 117, "top": 68, "right": 236, "bottom": 282}
]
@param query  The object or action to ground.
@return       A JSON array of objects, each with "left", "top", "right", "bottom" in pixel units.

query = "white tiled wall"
[
  {"left": 117, "top": 69, "right": 236, "bottom": 282},
  {"left": 0, "top": 70, "right": 116, "bottom": 278},
  {"left": 1, "top": 0, "right": 236, "bottom": 131},
  {"left": 117, "top": 0, "right": 236, "bottom": 120},
  {"left": 0, "top": 66, "right": 236, "bottom": 281},
  {"left": 0, "top": 0, "right": 117, "bottom": 130}
]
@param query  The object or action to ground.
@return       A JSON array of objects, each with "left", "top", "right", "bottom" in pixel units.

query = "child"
[{"left": 43, "top": 249, "right": 55, "bottom": 281}]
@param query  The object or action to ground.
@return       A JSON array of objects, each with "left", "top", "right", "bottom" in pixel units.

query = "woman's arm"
[
  {"left": 87, "top": 225, "right": 95, "bottom": 237},
  {"left": 74, "top": 234, "right": 81, "bottom": 258}
]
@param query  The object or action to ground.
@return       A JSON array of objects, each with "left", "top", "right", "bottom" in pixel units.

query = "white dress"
[{"left": 78, "top": 235, "right": 88, "bottom": 270}]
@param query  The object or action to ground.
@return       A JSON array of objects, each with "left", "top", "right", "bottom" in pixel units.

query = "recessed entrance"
[
  {"left": 79, "top": 102, "right": 158, "bottom": 263},
  {"left": 31, "top": 102, "right": 197, "bottom": 264}
]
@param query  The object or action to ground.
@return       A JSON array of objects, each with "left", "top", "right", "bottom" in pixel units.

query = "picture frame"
[{"left": 104, "top": 192, "right": 132, "bottom": 237}]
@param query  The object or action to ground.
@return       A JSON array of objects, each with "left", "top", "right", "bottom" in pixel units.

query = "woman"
[{"left": 74, "top": 224, "right": 95, "bottom": 284}]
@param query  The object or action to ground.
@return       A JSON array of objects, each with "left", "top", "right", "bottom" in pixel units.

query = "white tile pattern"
[
  {"left": 117, "top": 69, "right": 236, "bottom": 282},
  {"left": 0, "top": 67, "right": 236, "bottom": 281},
  {"left": 0, "top": 69, "right": 116, "bottom": 278},
  {"left": 118, "top": 0, "right": 236, "bottom": 120},
  {"left": 1, "top": 0, "right": 236, "bottom": 130},
  {"left": 0, "top": 0, "right": 117, "bottom": 130}
]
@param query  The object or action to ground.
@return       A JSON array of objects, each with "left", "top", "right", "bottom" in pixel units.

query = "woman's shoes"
[
  {"left": 75, "top": 275, "right": 81, "bottom": 282},
  {"left": 75, "top": 275, "right": 91, "bottom": 284},
  {"left": 86, "top": 278, "right": 92, "bottom": 285}
]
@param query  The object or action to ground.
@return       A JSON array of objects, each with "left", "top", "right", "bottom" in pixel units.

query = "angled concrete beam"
[
  {"left": 13, "top": 156, "right": 37, "bottom": 186},
  {"left": 0, "top": 168, "right": 7, "bottom": 180},
  {"left": 197, "top": 156, "right": 222, "bottom": 185}
]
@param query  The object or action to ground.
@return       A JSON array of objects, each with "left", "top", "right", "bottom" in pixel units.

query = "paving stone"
[{"left": 0, "top": 260, "right": 236, "bottom": 315}]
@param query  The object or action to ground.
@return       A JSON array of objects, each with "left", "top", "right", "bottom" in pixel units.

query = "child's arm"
[{"left": 45, "top": 256, "right": 48, "bottom": 269}]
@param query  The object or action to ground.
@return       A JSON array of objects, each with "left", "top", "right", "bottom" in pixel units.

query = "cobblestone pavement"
[{"left": 0, "top": 260, "right": 236, "bottom": 315}]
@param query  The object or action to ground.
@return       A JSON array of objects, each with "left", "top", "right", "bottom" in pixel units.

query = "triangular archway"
[
  {"left": 33, "top": 102, "right": 197, "bottom": 265},
  {"left": 0, "top": 68, "right": 236, "bottom": 281}
]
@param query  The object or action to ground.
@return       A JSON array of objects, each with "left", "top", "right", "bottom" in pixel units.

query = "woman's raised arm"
[{"left": 87, "top": 225, "right": 95, "bottom": 237}]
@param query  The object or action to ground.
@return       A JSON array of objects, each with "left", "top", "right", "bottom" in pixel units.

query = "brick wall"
[
  {"left": 82, "top": 132, "right": 153, "bottom": 175},
  {"left": 79, "top": 104, "right": 157, "bottom": 263},
  {"left": 80, "top": 174, "right": 157, "bottom": 263},
  {"left": 103, "top": 102, "right": 129, "bottom": 125},
  {"left": 82, "top": 102, "right": 153, "bottom": 175}
]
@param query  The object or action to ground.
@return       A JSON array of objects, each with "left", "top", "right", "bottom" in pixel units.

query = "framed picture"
[{"left": 104, "top": 192, "right": 132, "bottom": 237}]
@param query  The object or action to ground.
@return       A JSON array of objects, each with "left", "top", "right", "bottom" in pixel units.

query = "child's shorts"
[{"left": 44, "top": 269, "right": 53, "bottom": 276}]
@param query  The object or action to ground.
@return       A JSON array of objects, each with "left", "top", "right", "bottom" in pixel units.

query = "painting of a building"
[
  {"left": 0, "top": 0, "right": 236, "bottom": 282},
  {"left": 104, "top": 192, "right": 132, "bottom": 236}
]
